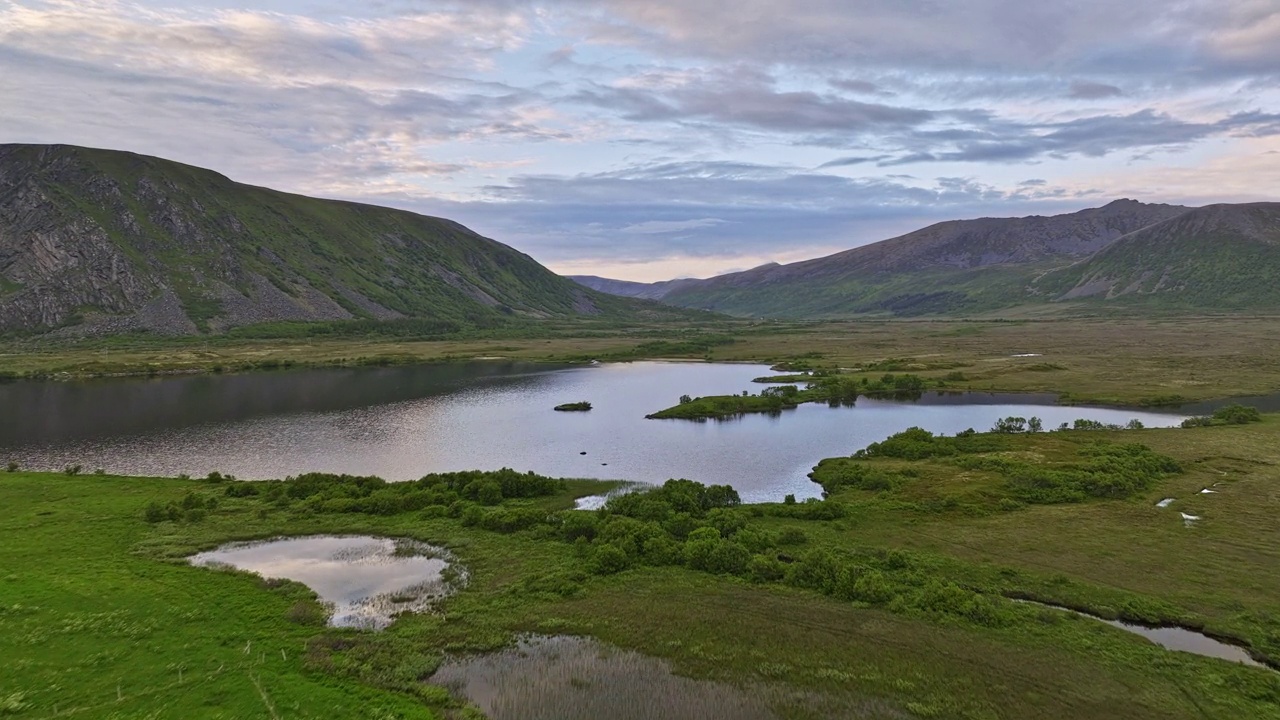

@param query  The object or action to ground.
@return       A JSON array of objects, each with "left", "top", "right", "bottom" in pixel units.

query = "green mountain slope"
[
  {"left": 656, "top": 200, "right": 1189, "bottom": 317},
  {"left": 0, "top": 144, "right": 663, "bottom": 335},
  {"left": 1035, "top": 203, "right": 1280, "bottom": 310}
]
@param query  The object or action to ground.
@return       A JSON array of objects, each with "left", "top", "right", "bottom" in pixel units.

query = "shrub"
[
  {"left": 748, "top": 555, "right": 787, "bottom": 583},
  {"left": 5, "top": 461, "right": 17, "bottom": 473},
  {"left": 778, "top": 527, "right": 808, "bottom": 546},
  {"left": 706, "top": 541, "right": 751, "bottom": 575},
  {"left": 560, "top": 512, "right": 599, "bottom": 542},
  {"left": 991, "top": 417, "right": 1027, "bottom": 433},
  {"left": 640, "top": 535, "right": 683, "bottom": 566},
  {"left": 225, "top": 483, "right": 260, "bottom": 497},
  {"left": 473, "top": 480, "right": 503, "bottom": 506},
  {"left": 63, "top": 464, "right": 82, "bottom": 476},
  {"left": 590, "top": 544, "right": 631, "bottom": 575},
  {"left": 852, "top": 569, "right": 897, "bottom": 604},
  {"left": 143, "top": 501, "right": 167, "bottom": 523},
  {"left": 286, "top": 600, "right": 329, "bottom": 626},
  {"left": 1213, "top": 404, "right": 1262, "bottom": 425}
]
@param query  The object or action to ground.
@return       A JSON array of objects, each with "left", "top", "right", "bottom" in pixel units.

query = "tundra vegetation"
[
  {"left": 5, "top": 412, "right": 1280, "bottom": 719},
  {"left": 6, "top": 315, "right": 1280, "bottom": 409},
  {"left": 647, "top": 373, "right": 933, "bottom": 419}
]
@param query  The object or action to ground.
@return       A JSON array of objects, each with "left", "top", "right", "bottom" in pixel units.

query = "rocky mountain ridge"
[{"left": 0, "top": 144, "right": 652, "bottom": 335}]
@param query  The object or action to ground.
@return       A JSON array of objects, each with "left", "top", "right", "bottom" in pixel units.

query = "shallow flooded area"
[
  {"left": 429, "top": 635, "right": 781, "bottom": 720},
  {"left": 0, "top": 361, "right": 1189, "bottom": 502},
  {"left": 189, "top": 535, "right": 456, "bottom": 629},
  {"left": 1022, "top": 601, "right": 1264, "bottom": 668}
]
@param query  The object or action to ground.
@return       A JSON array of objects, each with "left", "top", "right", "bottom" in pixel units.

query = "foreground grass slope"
[{"left": 4, "top": 416, "right": 1280, "bottom": 718}]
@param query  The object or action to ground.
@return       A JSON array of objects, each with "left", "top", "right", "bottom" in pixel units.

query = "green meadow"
[{"left": 4, "top": 411, "right": 1280, "bottom": 718}]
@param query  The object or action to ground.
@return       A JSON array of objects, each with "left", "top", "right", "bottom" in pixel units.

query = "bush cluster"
[
  {"left": 808, "top": 459, "right": 912, "bottom": 495},
  {"left": 1182, "top": 404, "right": 1263, "bottom": 428},
  {"left": 144, "top": 491, "right": 219, "bottom": 523},
  {"left": 223, "top": 468, "right": 566, "bottom": 515},
  {"left": 855, "top": 427, "right": 1007, "bottom": 460},
  {"left": 960, "top": 442, "right": 1181, "bottom": 504}
]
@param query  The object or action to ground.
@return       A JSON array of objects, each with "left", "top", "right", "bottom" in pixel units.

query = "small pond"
[
  {"left": 430, "top": 635, "right": 901, "bottom": 719},
  {"left": 189, "top": 535, "right": 457, "bottom": 630},
  {"left": 430, "top": 635, "right": 783, "bottom": 720}
]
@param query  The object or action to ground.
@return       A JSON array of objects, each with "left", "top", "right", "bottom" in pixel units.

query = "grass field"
[
  {"left": 5, "top": 316, "right": 1280, "bottom": 406},
  {"left": 4, "top": 414, "right": 1280, "bottom": 719}
]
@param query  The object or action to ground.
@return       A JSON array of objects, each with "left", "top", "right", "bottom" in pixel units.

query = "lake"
[{"left": 0, "top": 361, "right": 1187, "bottom": 502}]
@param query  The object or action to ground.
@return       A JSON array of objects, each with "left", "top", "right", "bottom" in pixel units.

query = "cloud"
[
  {"left": 829, "top": 79, "right": 893, "bottom": 96},
  {"left": 1068, "top": 80, "right": 1124, "bottom": 99},
  {"left": 620, "top": 218, "right": 727, "bottom": 233},
  {"left": 818, "top": 155, "right": 893, "bottom": 168},
  {"left": 572, "top": 68, "right": 935, "bottom": 134},
  {"left": 1, "top": 0, "right": 1278, "bottom": 282}
]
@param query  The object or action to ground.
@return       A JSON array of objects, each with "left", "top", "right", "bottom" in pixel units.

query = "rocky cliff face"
[{"left": 0, "top": 144, "right": 617, "bottom": 335}]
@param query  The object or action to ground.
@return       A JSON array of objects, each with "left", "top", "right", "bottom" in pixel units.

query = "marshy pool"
[
  {"left": 189, "top": 535, "right": 458, "bottom": 629},
  {"left": 429, "top": 635, "right": 905, "bottom": 719},
  {"left": 1019, "top": 601, "right": 1264, "bottom": 668}
]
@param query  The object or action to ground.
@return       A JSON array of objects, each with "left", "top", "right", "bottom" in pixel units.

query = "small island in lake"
[{"left": 554, "top": 401, "right": 593, "bottom": 411}]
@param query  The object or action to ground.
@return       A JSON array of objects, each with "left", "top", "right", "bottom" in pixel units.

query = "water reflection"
[
  {"left": 430, "top": 635, "right": 781, "bottom": 720},
  {"left": 1020, "top": 601, "right": 1264, "bottom": 668},
  {"left": 190, "top": 536, "right": 456, "bottom": 629},
  {"left": 3, "top": 362, "right": 1189, "bottom": 502}
]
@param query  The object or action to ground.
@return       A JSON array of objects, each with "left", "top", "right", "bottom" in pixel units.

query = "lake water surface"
[{"left": 2, "top": 361, "right": 1186, "bottom": 502}]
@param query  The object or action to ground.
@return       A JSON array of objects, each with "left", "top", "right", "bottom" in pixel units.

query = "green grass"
[
  {"left": 7, "top": 316, "right": 1280, "bottom": 413},
  {"left": 6, "top": 417, "right": 1280, "bottom": 718}
]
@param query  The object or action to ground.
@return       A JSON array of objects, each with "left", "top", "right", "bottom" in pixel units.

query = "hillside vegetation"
[
  {"left": 651, "top": 200, "right": 1189, "bottom": 317},
  {"left": 1035, "top": 203, "right": 1280, "bottom": 309},
  {"left": 0, "top": 144, "right": 678, "bottom": 336},
  {"left": 581, "top": 200, "right": 1280, "bottom": 318}
]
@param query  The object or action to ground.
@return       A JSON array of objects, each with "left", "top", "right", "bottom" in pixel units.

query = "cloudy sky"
[{"left": 3, "top": 0, "right": 1279, "bottom": 280}]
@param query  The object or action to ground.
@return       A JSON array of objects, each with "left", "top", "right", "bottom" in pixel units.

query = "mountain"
[
  {"left": 0, "top": 144, "right": 668, "bottom": 335},
  {"left": 1034, "top": 202, "right": 1280, "bottom": 309},
  {"left": 569, "top": 275, "right": 702, "bottom": 300},
  {"left": 646, "top": 200, "right": 1191, "bottom": 317}
]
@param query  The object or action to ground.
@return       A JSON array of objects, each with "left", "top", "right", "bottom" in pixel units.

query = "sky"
[{"left": 2, "top": 0, "right": 1279, "bottom": 281}]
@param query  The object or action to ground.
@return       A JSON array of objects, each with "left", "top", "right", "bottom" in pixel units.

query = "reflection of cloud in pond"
[
  {"left": 190, "top": 536, "right": 461, "bottom": 630},
  {"left": 430, "top": 635, "right": 894, "bottom": 720}
]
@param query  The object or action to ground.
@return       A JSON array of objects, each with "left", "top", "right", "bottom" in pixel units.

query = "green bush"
[
  {"left": 778, "top": 527, "right": 808, "bottom": 545},
  {"left": 748, "top": 555, "right": 787, "bottom": 583},
  {"left": 1213, "top": 404, "right": 1262, "bottom": 425},
  {"left": 143, "top": 501, "right": 167, "bottom": 523},
  {"left": 590, "top": 544, "right": 631, "bottom": 575}
]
